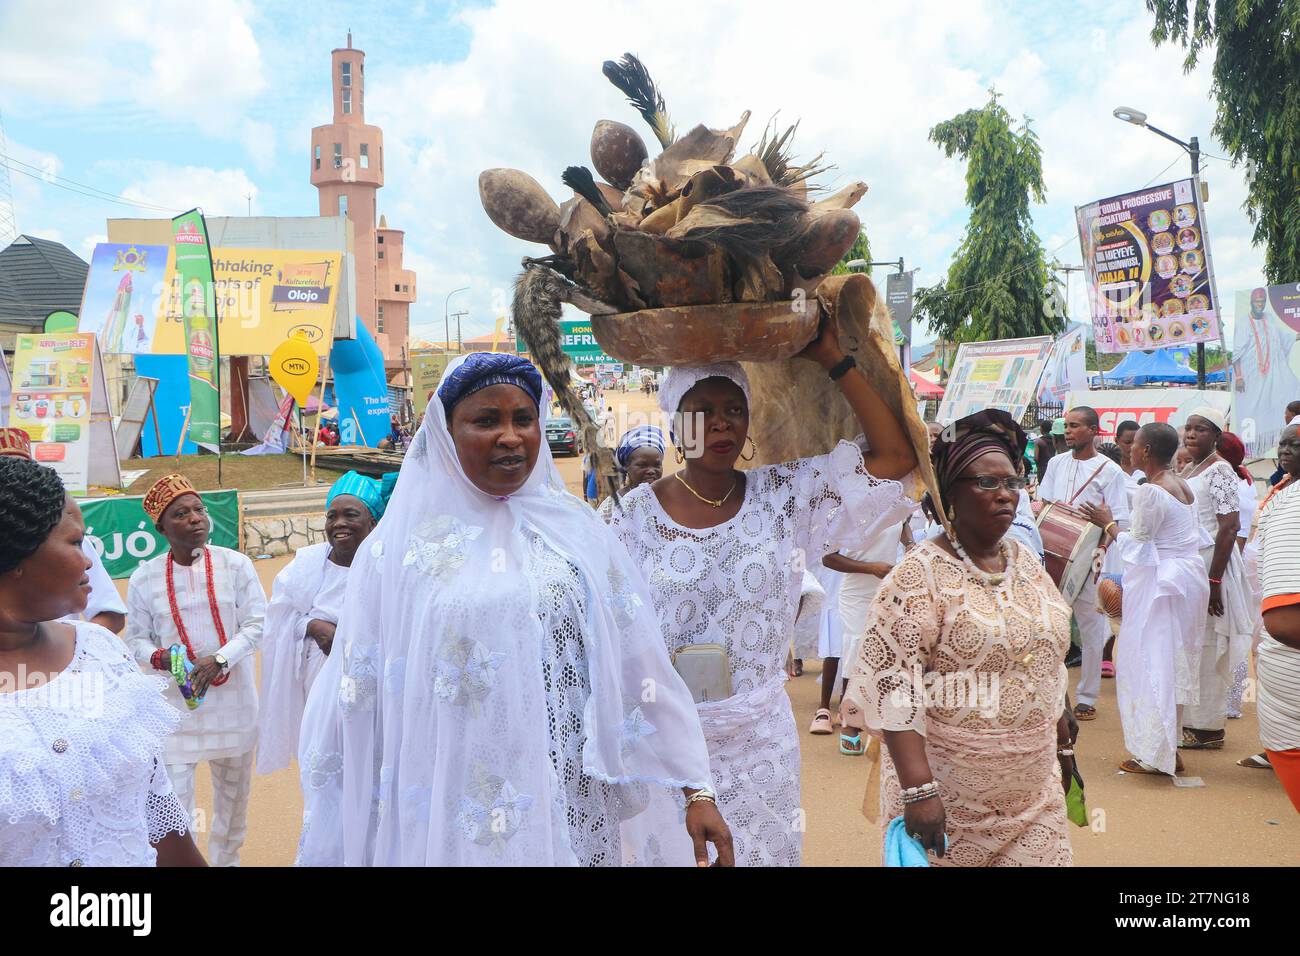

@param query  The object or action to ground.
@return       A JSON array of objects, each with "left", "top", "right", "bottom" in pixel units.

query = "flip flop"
[
  {"left": 840, "top": 733, "right": 866, "bottom": 756},
  {"left": 1101, "top": 661, "right": 1115, "bottom": 679},
  {"left": 1179, "top": 729, "right": 1225, "bottom": 750},
  {"left": 1236, "top": 753, "right": 1272, "bottom": 769},
  {"left": 1119, "top": 758, "right": 1166, "bottom": 775},
  {"left": 809, "top": 708, "right": 834, "bottom": 735},
  {"left": 1073, "top": 703, "right": 1097, "bottom": 721}
]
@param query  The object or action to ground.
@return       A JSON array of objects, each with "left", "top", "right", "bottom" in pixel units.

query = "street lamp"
[
  {"left": 1112, "top": 106, "right": 1206, "bottom": 386},
  {"left": 444, "top": 286, "right": 468, "bottom": 353}
]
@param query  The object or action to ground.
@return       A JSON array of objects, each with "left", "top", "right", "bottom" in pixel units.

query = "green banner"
[
  {"left": 516, "top": 318, "right": 615, "bottom": 365},
  {"left": 172, "top": 209, "right": 221, "bottom": 449},
  {"left": 82, "top": 489, "right": 240, "bottom": 579}
]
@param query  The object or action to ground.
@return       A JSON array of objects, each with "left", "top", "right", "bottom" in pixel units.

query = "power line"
[{"left": 0, "top": 152, "right": 181, "bottom": 214}]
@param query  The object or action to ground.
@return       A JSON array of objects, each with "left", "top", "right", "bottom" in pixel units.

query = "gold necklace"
[{"left": 675, "top": 471, "right": 738, "bottom": 508}]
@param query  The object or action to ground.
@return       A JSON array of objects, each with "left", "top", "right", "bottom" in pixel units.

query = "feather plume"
[
  {"left": 561, "top": 165, "right": 614, "bottom": 217},
  {"left": 753, "top": 119, "right": 834, "bottom": 188},
  {"left": 602, "top": 53, "right": 675, "bottom": 149}
]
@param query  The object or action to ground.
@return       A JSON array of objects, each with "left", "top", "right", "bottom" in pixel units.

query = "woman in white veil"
[{"left": 296, "top": 352, "right": 731, "bottom": 866}]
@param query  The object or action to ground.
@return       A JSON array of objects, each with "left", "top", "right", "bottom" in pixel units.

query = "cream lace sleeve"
[
  {"left": 842, "top": 548, "right": 941, "bottom": 737},
  {"left": 1207, "top": 461, "right": 1241, "bottom": 516}
]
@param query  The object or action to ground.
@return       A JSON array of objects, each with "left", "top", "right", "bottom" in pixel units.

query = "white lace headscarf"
[
  {"left": 658, "top": 362, "right": 752, "bottom": 419},
  {"left": 296, "top": 353, "right": 712, "bottom": 866}
]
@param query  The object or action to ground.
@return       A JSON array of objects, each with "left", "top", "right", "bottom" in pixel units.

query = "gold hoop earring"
[
  {"left": 675, "top": 446, "right": 685, "bottom": 465},
  {"left": 741, "top": 437, "right": 758, "bottom": 461},
  {"left": 946, "top": 504, "right": 956, "bottom": 523}
]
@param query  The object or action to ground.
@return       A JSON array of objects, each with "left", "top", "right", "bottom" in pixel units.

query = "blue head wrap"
[
  {"left": 327, "top": 470, "right": 395, "bottom": 520},
  {"left": 438, "top": 352, "right": 544, "bottom": 418},
  {"left": 616, "top": 425, "right": 666, "bottom": 469}
]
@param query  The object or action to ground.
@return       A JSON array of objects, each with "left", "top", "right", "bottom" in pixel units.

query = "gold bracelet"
[
  {"left": 685, "top": 791, "right": 716, "bottom": 807},
  {"left": 1103, "top": 521, "right": 1118, "bottom": 538}
]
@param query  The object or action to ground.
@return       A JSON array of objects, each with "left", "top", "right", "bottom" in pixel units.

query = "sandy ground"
[{"left": 117, "top": 388, "right": 1299, "bottom": 866}]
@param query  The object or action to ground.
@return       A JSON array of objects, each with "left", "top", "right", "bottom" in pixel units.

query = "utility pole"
[{"left": 451, "top": 310, "right": 468, "bottom": 353}]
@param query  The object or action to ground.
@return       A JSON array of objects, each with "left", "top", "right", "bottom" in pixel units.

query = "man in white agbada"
[
  {"left": 1081, "top": 423, "right": 1207, "bottom": 774},
  {"left": 256, "top": 470, "right": 390, "bottom": 775},
  {"left": 1233, "top": 286, "right": 1300, "bottom": 456},
  {"left": 1037, "top": 406, "right": 1130, "bottom": 721},
  {"left": 123, "top": 474, "right": 266, "bottom": 866},
  {"left": 296, "top": 352, "right": 731, "bottom": 866},
  {"left": 609, "top": 318, "right": 920, "bottom": 867}
]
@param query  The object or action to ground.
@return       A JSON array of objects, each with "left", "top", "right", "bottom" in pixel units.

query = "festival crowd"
[{"left": 2, "top": 337, "right": 1298, "bottom": 867}]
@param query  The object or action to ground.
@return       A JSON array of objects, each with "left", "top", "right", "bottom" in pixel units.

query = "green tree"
[
  {"left": 831, "top": 230, "right": 872, "bottom": 275},
  {"left": 1146, "top": 1, "right": 1300, "bottom": 282},
  {"left": 913, "top": 91, "right": 1064, "bottom": 344}
]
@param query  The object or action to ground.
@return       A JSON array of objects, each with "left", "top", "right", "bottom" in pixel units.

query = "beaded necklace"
[
  {"left": 946, "top": 532, "right": 1010, "bottom": 586},
  {"left": 165, "top": 547, "right": 229, "bottom": 687}
]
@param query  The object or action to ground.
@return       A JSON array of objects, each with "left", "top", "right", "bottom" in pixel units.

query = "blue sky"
[{"left": 0, "top": 0, "right": 1266, "bottom": 348}]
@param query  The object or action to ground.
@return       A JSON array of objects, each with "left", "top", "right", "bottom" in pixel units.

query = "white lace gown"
[
  {"left": 0, "top": 622, "right": 189, "bottom": 866},
  {"left": 1113, "top": 483, "right": 1209, "bottom": 773},
  {"left": 1185, "top": 461, "right": 1259, "bottom": 731},
  {"left": 611, "top": 440, "right": 917, "bottom": 866}
]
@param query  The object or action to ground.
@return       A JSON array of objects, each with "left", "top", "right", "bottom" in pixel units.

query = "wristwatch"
[{"left": 214, "top": 652, "right": 229, "bottom": 672}]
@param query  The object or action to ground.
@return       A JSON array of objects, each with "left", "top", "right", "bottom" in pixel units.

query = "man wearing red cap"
[
  {"left": 123, "top": 472, "right": 266, "bottom": 865},
  {"left": 0, "top": 427, "right": 126, "bottom": 633}
]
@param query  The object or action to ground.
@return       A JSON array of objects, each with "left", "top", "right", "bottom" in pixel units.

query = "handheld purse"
[
  {"left": 1066, "top": 764, "right": 1088, "bottom": 827},
  {"left": 671, "top": 643, "right": 733, "bottom": 703}
]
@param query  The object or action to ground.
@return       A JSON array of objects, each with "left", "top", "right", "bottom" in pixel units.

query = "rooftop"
[{"left": 0, "top": 235, "right": 89, "bottom": 323}]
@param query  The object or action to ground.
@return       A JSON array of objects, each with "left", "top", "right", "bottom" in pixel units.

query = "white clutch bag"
[{"left": 672, "top": 643, "right": 733, "bottom": 703}]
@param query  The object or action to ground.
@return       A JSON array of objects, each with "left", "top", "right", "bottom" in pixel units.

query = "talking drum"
[{"left": 1036, "top": 502, "right": 1104, "bottom": 604}]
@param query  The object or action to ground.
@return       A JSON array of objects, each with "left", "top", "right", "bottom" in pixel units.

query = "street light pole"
[
  {"left": 1113, "top": 107, "right": 1207, "bottom": 388},
  {"left": 444, "top": 286, "right": 468, "bottom": 354}
]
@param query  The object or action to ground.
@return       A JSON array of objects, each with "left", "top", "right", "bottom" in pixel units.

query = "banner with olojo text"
[{"left": 81, "top": 489, "right": 240, "bottom": 579}]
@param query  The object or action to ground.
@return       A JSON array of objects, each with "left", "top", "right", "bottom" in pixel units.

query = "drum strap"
[{"left": 1066, "top": 460, "right": 1110, "bottom": 506}]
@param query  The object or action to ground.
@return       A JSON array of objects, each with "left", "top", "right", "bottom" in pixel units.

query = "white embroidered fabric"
[
  {"left": 1113, "top": 483, "right": 1208, "bottom": 773},
  {"left": 610, "top": 441, "right": 916, "bottom": 866},
  {"left": 295, "top": 355, "right": 713, "bottom": 867},
  {"left": 0, "top": 623, "right": 188, "bottom": 866},
  {"left": 1188, "top": 461, "right": 1258, "bottom": 661}
]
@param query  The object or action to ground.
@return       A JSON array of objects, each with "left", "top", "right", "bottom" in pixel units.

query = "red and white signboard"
[{"left": 1066, "top": 388, "right": 1232, "bottom": 438}]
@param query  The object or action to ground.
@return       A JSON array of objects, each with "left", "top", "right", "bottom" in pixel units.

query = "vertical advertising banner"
[
  {"left": 172, "top": 210, "right": 221, "bottom": 450},
  {"left": 7, "top": 333, "right": 95, "bottom": 491},
  {"left": 1076, "top": 178, "right": 1221, "bottom": 353},
  {"left": 936, "top": 335, "right": 1054, "bottom": 424},
  {"left": 886, "top": 271, "right": 914, "bottom": 347},
  {"left": 1233, "top": 284, "right": 1300, "bottom": 457},
  {"left": 411, "top": 352, "right": 452, "bottom": 418}
]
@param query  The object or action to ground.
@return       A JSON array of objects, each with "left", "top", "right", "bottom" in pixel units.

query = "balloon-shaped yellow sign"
[{"left": 270, "top": 332, "right": 319, "bottom": 406}]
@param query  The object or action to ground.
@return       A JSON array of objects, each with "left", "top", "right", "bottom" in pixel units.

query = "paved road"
[{"left": 127, "top": 388, "right": 1298, "bottom": 865}]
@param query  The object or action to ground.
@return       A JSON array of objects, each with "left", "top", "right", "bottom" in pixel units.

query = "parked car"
[{"left": 546, "top": 416, "right": 578, "bottom": 456}]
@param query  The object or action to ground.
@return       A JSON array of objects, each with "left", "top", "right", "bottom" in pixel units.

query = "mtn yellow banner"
[{"left": 151, "top": 248, "right": 343, "bottom": 356}]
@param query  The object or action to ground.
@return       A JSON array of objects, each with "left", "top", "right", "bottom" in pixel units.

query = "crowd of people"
[{"left": 3, "top": 343, "right": 1298, "bottom": 868}]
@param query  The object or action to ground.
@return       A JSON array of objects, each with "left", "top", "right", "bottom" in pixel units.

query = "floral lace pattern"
[
  {"left": 404, "top": 515, "right": 483, "bottom": 580},
  {"left": 0, "top": 624, "right": 189, "bottom": 867}
]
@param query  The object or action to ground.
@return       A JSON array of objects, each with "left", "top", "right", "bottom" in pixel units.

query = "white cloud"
[
  {"left": 0, "top": 0, "right": 264, "bottom": 119},
  {"left": 120, "top": 164, "right": 259, "bottom": 218}
]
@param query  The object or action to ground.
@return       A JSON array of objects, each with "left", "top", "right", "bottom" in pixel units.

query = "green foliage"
[
  {"left": 1147, "top": 1, "right": 1300, "bottom": 282},
  {"left": 913, "top": 91, "right": 1064, "bottom": 345},
  {"left": 831, "top": 230, "right": 873, "bottom": 275}
]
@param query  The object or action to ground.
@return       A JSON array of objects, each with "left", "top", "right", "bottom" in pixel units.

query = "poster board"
[
  {"left": 114, "top": 375, "right": 159, "bottom": 461},
  {"left": 411, "top": 351, "right": 453, "bottom": 418},
  {"left": 1232, "top": 284, "right": 1300, "bottom": 457},
  {"left": 936, "top": 335, "right": 1054, "bottom": 423},
  {"left": 0, "top": 349, "right": 9, "bottom": 427},
  {"left": 75, "top": 242, "right": 170, "bottom": 355},
  {"left": 1076, "top": 178, "right": 1222, "bottom": 353},
  {"left": 7, "top": 333, "right": 121, "bottom": 492},
  {"left": 1037, "top": 327, "right": 1088, "bottom": 404}
]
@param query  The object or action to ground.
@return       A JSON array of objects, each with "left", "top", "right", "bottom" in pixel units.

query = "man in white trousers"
[{"left": 1038, "top": 406, "right": 1130, "bottom": 721}]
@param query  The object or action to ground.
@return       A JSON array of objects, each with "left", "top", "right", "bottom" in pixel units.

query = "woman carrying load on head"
[
  {"left": 295, "top": 352, "right": 731, "bottom": 867},
  {"left": 609, "top": 319, "right": 920, "bottom": 866}
]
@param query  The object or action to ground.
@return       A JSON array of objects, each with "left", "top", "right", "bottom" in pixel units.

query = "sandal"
[
  {"left": 1179, "top": 729, "right": 1225, "bottom": 750},
  {"left": 840, "top": 732, "right": 866, "bottom": 756},
  {"left": 1101, "top": 661, "right": 1115, "bottom": 679},
  {"left": 1119, "top": 754, "right": 1185, "bottom": 775},
  {"left": 1236, "top": 752, "right": 1272, "bottom": 769},
  {"left": 809, "top": 708, "right": 834, "bottom": 735},
  {"left": 1073, "top": 703, "right": 1097, "bottom": 721}
]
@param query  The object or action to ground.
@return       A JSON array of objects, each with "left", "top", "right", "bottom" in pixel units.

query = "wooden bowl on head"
[{"left": 591, "top": 299, "right": 821, "bottom": 366}]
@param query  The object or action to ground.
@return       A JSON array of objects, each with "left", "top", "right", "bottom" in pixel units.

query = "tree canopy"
[
  {"left": 831, "top": 229, "right": 872, "bottom": 276},
  {"left": 1147, "top": 1, "right": 1300, "bottom": 283},
  {"left": 913, "top": 91, "right": 1064, "bottom": 344}
]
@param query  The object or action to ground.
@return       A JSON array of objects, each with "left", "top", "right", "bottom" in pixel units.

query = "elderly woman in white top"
[
  {"left": 256, "top": 471, "right": 391, "bottom": 775},
  {"left": 610, "top": 320, "right": 919, "bottom": 866},
  {"left": 296, "top": 353, "right": 730, "bottom": 866}
]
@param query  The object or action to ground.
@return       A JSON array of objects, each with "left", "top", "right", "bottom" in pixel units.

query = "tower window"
[
  {"left": 333, "top": 143, "right": 342, "bottom": 168},
  {"left": 377, "top": 234, "right": 383, "bottom": 243},
  {"left": 341, "top": 62, "right": 352, "bottom": 87},
  {"left": 394, "top": 284, "right": 400, "bottom": 293},
  {"left": 339, "top": 195, "right": 349, "bottom": 217},
  {"left": 378, "top": 305, "right": 385, "bottom": 333},
  {"left": 378, "top": 249, "right": 384, "bottom": 259},
  {"left": 342, "top": 89, "right": 352, "bottom": 114},
  {"left": 360, "top": 144, "right": 369, "bottom": 169},
  {"left": 314, "top": 145, "right": 320, "bottom": 170}
]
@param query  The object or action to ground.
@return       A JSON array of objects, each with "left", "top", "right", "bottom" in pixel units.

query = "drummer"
[{"left": 1037, "top": 406, "right": 1130, "bottom": 721}]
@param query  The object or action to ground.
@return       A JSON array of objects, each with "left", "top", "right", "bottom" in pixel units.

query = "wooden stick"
[
  {"left": 309, "top": 350, "right": 332, "bottom": 485},
  {"left": 175, "top": 406, "right": 192, "bottom": 460},
  {"left": 350, "top": 406, "right": 365, "bottom": 447}
]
